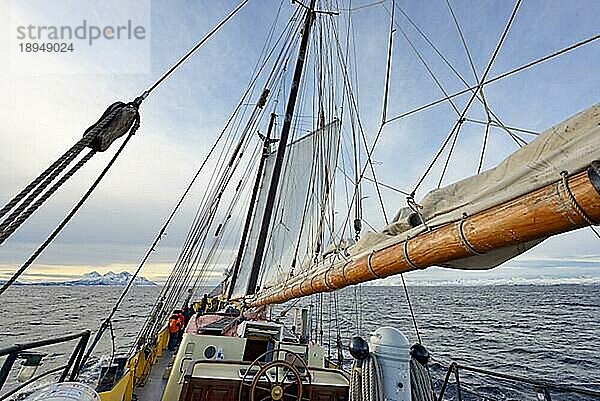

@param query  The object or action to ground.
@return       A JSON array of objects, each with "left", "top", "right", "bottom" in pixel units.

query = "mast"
[
  {"left": 227, "top": 113, "right": 277, "bottom": 300},
  {"left": 246, "top": 0, "right": 317, "bottom": 296}
]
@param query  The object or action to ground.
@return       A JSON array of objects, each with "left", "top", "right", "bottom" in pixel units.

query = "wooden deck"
[{"left": 134, "top": 350, "right": 174, "bottom": 401}]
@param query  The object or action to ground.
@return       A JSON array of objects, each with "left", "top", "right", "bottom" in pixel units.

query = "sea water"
[{"left": 1, "top": 285, "right": 599, "bottom": 400}]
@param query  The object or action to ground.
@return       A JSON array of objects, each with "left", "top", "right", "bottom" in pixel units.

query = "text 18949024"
[{"left": 18, "top": 42, "right": 74, "bottom": 53}]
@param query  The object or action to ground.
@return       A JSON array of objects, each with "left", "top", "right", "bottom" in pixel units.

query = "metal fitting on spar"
[{"left": 589, "top": 161, "right": 600, "bottom": 196}]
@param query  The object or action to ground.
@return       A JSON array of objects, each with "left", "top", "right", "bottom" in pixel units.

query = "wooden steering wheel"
[{"left": 239, "top": 349, "right": 311, "bottom": 401}]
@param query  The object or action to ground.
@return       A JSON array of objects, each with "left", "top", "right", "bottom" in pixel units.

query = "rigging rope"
[
  {"left": 382, "top": 4, "right": 468, "bottom": 189},
  {"left": 387, "top": 2, "right": 512, "bottom": 189},
  {"left": 0, "top": 151, "right": 96, "bottom": 244},
  {"left": 0, "top": 102, "right": 135, "bottom": 245},
  {"left": 384, "top": 33, "right": 599, "bottom": 126},
  {"left": 464, "top": 118, "right": 538, "bottom": 136},
  {"left": 188, "top": 58, "right": 292, "bottom": 298},
  {"left": 58, "top": 5, "right": 272, "bottom": 354},
  {"left": 436, "top": 120, "right": 464, "bottom": 189},
  {"left": 389, "top": 1, "right": 537, "bottom": 148},
  {"left": 0, "top": 146, "right": 85, "bottom": 222},
  {"left": 0, "top": 145, "right": 80, "bottom": 221},
  {"left": 380, "top": 0, "right": 395, "bottom": 124},
  {"left": 0, "top": 107, "right": 141, "bottom": 296},
  {"left": 1, "top": 0, "right": 249, "bottom": 298},
  {"left": 384, "top": 6, "right": 461, "bottom": 116},
  {"left": 445, "top": 0, "right": 479, "bottom": 83},
  {"left": 79, "top": 109, "right": 228, "bottom": 365},
  {"left": 475, "top": 87, "right": 496, "bottom": 173},
  {"left": 400, "top": 274, "right": 422, "bottom": 344},
  {"left": 142, "top": 0, "right": 249, "bottom": 98},
  {"left": 411, "top": 0, "right": 522, "bottom": 194},
  {"left": 349, "top": 353, "right": 384, "bottom": 401},
  {"left": 328, "top": 13, "right": 388, "bottom": 227},
  {"left": 342, "top": 0, "right": 363, "bottom": 242},
  {"left": 384, "top": 1, "right": 521, "bottom": 343},
  {"left": 335, "top": 11, "right": 599, "bottom": 243},
  {"left": 76, "top": 5, "right": 307, "bottom": 355},
  {"left": 133, "top": 8, "right": 306, "bottom": 345}
]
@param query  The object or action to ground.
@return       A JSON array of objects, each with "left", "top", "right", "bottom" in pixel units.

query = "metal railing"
[
  {"left": 0, "top": 330, "right": 90, "bottom": 400},
  {"left": 437, "top": 361, "right": 600, "bottom": 401}
]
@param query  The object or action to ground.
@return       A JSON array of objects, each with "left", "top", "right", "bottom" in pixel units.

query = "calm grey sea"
[{"left": 1, "top": 285, "right": 599, "bottom": 400}]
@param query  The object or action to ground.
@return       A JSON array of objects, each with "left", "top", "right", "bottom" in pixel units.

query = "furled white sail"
[
  {"left": 352, "top": 104, "right": 600, "bottom": 269},
  {"left": 254, "top": 104, "right": 600, "bottom": 305},
  {"left": 230, "top": 119, "right": 341, "bottom": 298}
]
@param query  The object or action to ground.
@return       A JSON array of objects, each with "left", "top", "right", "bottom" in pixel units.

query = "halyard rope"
[
  {"left": 0, "top": 111, "right": 141, "bottom": 296},
  {"left": 0, "top": 105, "right": 124, "bottom": 244},
  {"left": 350, "top": 354, "right": 384, "bottom": 401},
  {"left": 0, "top": 1, "right": 249, "bottom": 298}
]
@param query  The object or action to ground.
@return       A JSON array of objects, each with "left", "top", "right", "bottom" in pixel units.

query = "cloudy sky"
[{"left": 0, "top": 0, "right": 598, "bottom": 285}]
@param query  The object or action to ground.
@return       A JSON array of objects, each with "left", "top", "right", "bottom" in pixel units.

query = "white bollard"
[{"left": 368, "top": 327, "right": 411, "bottom": 401}]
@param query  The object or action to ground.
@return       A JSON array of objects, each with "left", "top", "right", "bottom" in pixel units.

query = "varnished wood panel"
[{"left": 180, "top": 377, "right": 349, "bottom": 401}]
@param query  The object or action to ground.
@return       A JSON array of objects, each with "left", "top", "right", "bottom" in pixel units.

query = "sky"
[{"left": 0, "top": 0, "right": 598, "bottom": 285}]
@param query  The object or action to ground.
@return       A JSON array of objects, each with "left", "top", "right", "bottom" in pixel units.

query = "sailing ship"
[{"left": 1, "top": 1, "right": 599, "bottom": 400}]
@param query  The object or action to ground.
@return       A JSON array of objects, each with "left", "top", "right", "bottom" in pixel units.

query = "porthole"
[{"left": 204, "top": 345, "right": 217, "bottom": 359}]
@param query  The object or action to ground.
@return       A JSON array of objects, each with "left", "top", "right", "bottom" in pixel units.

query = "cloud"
[{"left": 0, "top": 1, "right": 598, "bottom": 286}]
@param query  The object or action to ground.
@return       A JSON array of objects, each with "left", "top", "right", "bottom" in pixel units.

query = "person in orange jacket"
[
  {"left": 168, "top": 313, "right": 182, "bottom": 351},
  {"left": 175, "top": 311, "right": 186, "bottom": 347}
]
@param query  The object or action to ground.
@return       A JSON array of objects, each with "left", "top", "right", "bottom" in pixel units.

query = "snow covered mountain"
[
  {"left": 64, "top": 271, "right": 156, "bottom": 286},
  {"left": 1, "top": 271, "right": 157, "bottom": 286},
  {"left": 12, "top": 271, "right": 158, "bottom": 286}
]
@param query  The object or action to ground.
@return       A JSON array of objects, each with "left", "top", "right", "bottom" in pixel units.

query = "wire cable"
[
  {"left": 0, "top": 114, "right": 140, "bottom": 296},
  {"left": 384, "top": 33, "right": 599, "bottom": 126},
  {"left": 142, "top": 0, "right": 250, "bottom": 98},
  {"left": 411, "top": 0, "right": 522, "bottom": 194}
]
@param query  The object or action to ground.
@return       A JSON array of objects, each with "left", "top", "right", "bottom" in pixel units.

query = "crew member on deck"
[
  {"left": 182, "top": 304, "right": 194, "bottom": 326},
  {"left": 197, "top": 294, "right": 209, "bottom": 315},
  {"left": 175, "top": 310, "right": 185, "bottom": 346},
  {"left": 168, "top": 313, "right": 182, "bottom": 351}
]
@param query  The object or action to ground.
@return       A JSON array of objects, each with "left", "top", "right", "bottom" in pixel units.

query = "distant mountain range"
[{"left": 1, "top": 271, "right": 156, "bottom": 286}]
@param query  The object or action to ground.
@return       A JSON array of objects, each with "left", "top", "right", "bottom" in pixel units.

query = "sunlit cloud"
[{"left": 0, "top": 1, "right": 598, "bottom": 285}]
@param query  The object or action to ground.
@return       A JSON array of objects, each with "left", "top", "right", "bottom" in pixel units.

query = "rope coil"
[
  {"left": 349, "top": 354, "right": 384, "bottom": 401},
  {"left": 410, "top": 359, "right": 436, "bottom": 401}
]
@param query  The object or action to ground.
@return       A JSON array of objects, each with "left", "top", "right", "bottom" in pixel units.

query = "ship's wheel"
[{"left": 239, "top": 349, "right": 311, "bottom": 401}]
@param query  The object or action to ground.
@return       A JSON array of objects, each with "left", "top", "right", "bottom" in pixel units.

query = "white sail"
[
  {"left": 351, "top": 104, "right": 600, "bottom": 269},
  {"left": 230, "top": 119, "right": 341, "bottom": 298}
]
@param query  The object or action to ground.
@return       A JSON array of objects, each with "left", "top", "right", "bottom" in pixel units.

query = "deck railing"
[
  {"left": 437, "top": 361, "right": 600, "bottom": 401},
  {"left": 0, "top": 330, "right": 90, "bottom": 400}
]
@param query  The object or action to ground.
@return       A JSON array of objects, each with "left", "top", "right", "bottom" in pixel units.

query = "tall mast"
[
  {"left": 246, "top": 0, "right": 316, "bottom": 296},
  {"left": 227, "top": 113, "right": 277, "bottom": 300}
]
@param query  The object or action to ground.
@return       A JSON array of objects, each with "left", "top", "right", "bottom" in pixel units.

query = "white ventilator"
[
  {"left": 24, "top": 382, "right": 100, "bottom": 401},
  {"left": 368, "top": 327, "right": 412, "bottom": 401}
]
